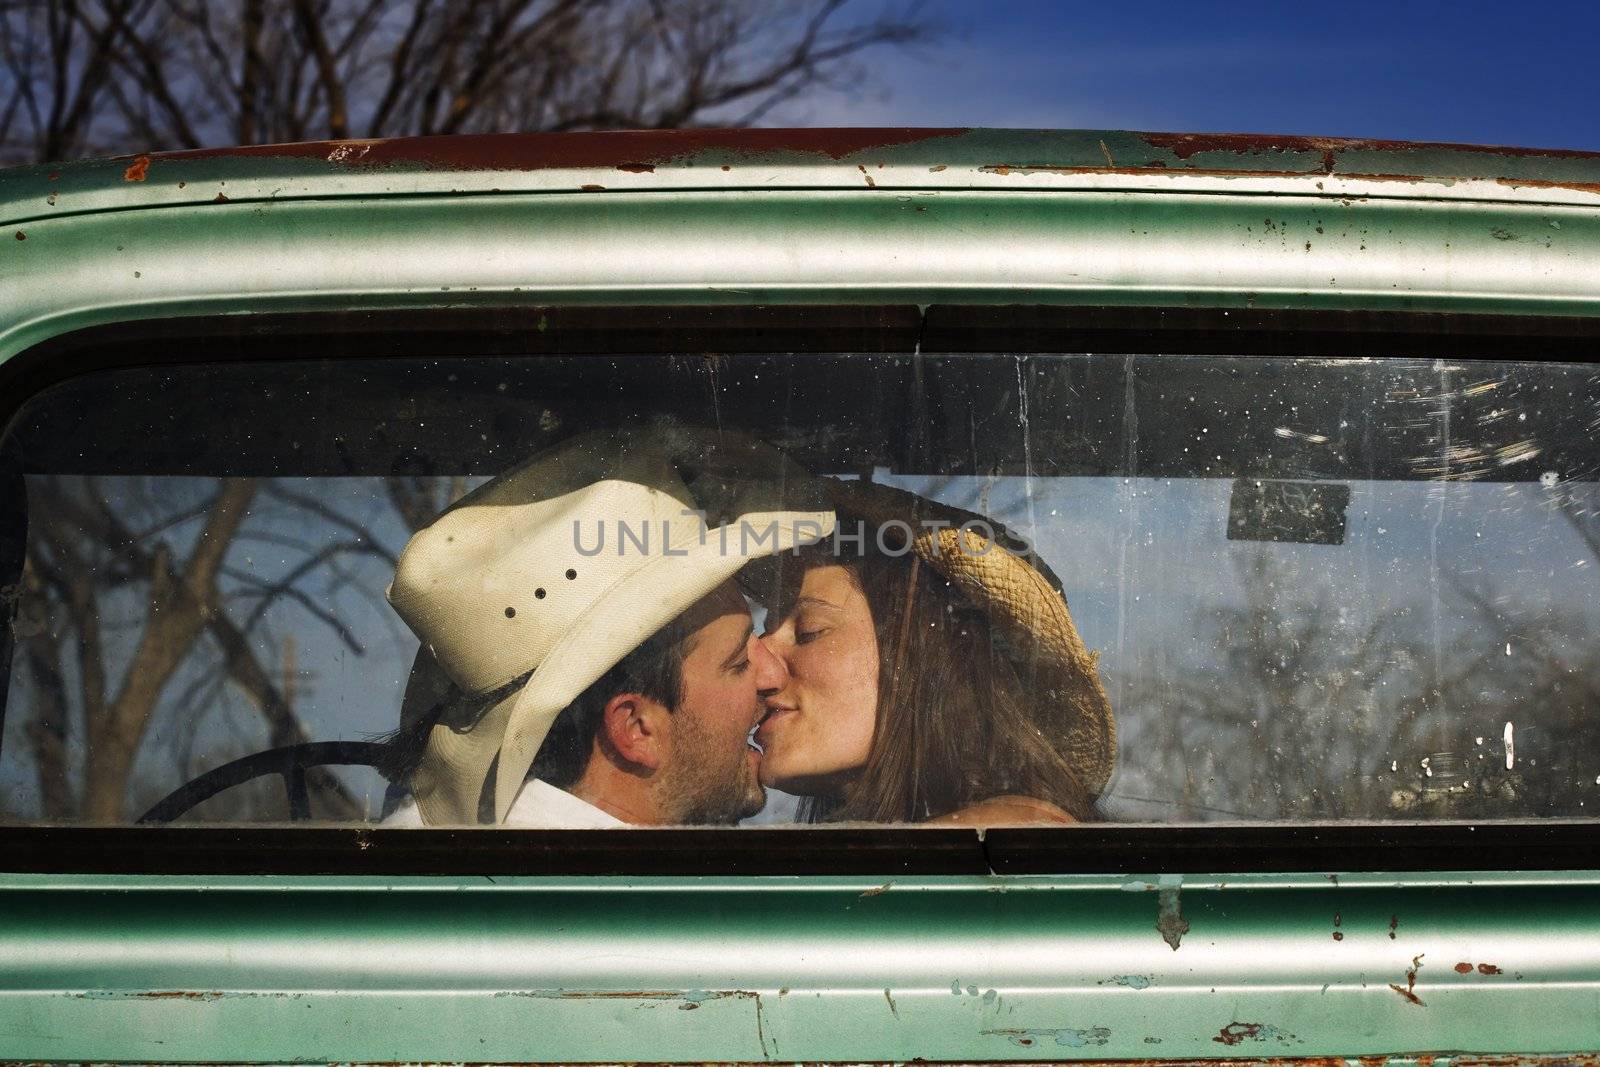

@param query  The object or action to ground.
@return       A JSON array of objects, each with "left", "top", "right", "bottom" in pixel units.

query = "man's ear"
[{"left": 599, "top": 691, "right": 669, "bottom": 771}]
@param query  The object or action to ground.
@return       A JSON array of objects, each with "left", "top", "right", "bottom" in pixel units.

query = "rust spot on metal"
[
  {"left": 1388, "top": 953, "right": 1426, "bottom": 1007},
  {"left": 579, "top": 184, "right": 605, "bottom": 192},
  {"left": 1454, "top": 1057, "right": 1600, "bottom": 1067},
  {"left": 1156, "top": 883, "right": 1188, "bottom": 950},
  {"left": 1141, "top": 131, "right": 1600, "bottom": 163},
  {"left": 154, "top": 128, "right": 966, "bottom": 172},
  {"left": 858, "top": 164, "right": 877, "bottom": 188},
  {"left": 977, "top": 162, "right": 1432, "bottom": 185},
  {"left": 1295, "top": 169, "right": 1430, "bottom": 185},
  {"left": 213, "top": 192, "right": 230, "bottom": 203},
  {"left": 123, "top": 154, "right": 150, "bottom": 181},
  {"left": 135, "top": 990, "right": 224, "bottom": 1000},
  {"left": 1214, "top": 1022, "right": 1263, "bottom": 1046},
  {"left": 1209, "top": 1022, "right": 1300, "bottom": 1047},
  {"left": 1359, "top": 1055, "right": 1388, "bottom": 1067},
  {"left": 1454, "top": 962, "right": 1474, "bottom": 974},
  {"left": 177, "top": 180, "right": 186, "bottom": 188},
  {"left": 1478, "top": 963, "right": 1503, "bottom": 975},
  {"left": 985, "top": 1026, "right": 1112, "bottom": 1048},
  {"left": 1332, "top": 931, "right": 1343, "bottom": 941},
  {"left": 47, "top": 170, "right": 60, "bottom": 181},
  {"left": 14, "top": 231, "right": 24, "bottom": 241},
  {"left": 1495, "top": 176, "right": 1600, "bottom": 197},
  {"left": 1388, "top": 915, "right": 1398, "bottom": 939},
  {"left": 616, "top": 163, "right": 655, "bottom": 173},
  {"left": 859, "top": 881, "right": 892, "bottom": 897},
  {"left": 928, "top": 164, "right": 947, "bottom": 172}
]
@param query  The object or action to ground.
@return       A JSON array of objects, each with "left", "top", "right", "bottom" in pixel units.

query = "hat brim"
[{"left": 413, "top": 511, "right": 833, "bottom": 825}]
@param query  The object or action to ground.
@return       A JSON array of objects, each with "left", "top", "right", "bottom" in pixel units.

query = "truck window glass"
[{"left": 2, "top": 339, "right": 1597, "bottom": 827}]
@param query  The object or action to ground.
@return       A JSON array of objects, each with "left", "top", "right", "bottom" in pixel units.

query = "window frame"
[{"left": 5, "top": 303, "right": 1600, "bottom": 875}]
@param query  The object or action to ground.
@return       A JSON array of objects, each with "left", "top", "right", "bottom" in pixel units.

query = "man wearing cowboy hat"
[{"left": 381, "top": 426, "right": 834, "bottom": 827}]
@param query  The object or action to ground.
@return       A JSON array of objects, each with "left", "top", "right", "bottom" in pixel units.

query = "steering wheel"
[{"left": 137, "top": 741, "right": 391, "bottom": 824}]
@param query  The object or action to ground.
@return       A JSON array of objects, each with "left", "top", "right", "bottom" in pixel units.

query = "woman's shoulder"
[{"left": 924, "top": 794, "right": 1077, "bottom": 827}]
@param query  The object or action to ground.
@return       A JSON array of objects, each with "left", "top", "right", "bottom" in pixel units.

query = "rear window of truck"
[{"left": 3, "top": 307, "right": 1598, "bottom": 839}]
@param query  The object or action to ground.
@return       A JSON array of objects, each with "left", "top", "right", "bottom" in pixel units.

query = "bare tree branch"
[
  {"left": 291, "top": 0, "right": 350, "bottom": 137},
  {"left": 364, "top": 0, "right": 434, "bottom": 136},
  {"left": 16, "top": 559, "right": 75, "bottom": 818},
  {"left": 4, "top": 0, "right": 935, "bottom": 164},
  {"left": 261, "top": 482, "right": 400, "bottom": 565},
  {"left": 236, "top": 0, "right": 264, "bottom": 142},
  {"left": 98, "top": 2, "right": 205, "bottom": 150}
]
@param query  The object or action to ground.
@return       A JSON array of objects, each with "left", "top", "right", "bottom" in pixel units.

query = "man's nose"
[{"left": 750, "top": 634, "right": 789, "bottom": 695}]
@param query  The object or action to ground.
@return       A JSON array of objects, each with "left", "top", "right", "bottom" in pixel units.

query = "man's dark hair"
[
  {"left": 379, "top": 616, "right": 694, "bottom": 801},
  {"left": 527, "top": 615, "right": 693, "bottom": 788}
]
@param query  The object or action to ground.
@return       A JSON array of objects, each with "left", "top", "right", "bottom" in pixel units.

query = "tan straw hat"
[
  {"left": 821, "top": 477, "right": 1116, "bottom": 796},
  {"left": 387, "top": 426, "right": 834, "bottom": 825}
]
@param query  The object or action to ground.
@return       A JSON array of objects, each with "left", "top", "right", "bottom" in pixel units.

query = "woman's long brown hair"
[{"left": 790, "top": 544, "right": 1099, "bottom": 824}]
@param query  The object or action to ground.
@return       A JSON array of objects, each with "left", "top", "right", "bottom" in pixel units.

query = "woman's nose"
[{"left": 750, "top": 634, "right": 790, "bottom": 694}]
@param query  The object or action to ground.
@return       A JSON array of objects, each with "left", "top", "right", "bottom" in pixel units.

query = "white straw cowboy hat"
[
  {"left": 387, "top": 426, "right": 834, "bottom": 825},
  {"left": 811, "top": 477, "right": 1115, "bottom": 797}
]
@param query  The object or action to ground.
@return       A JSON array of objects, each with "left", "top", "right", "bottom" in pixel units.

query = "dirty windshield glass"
[{"left": 2, "top": 341, "right": 1598, "bottom": 826}]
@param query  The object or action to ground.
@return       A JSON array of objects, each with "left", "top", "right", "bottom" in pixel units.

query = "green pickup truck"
[{"left": 2, "top": 128, "right": 1598, "bottom": 1064}]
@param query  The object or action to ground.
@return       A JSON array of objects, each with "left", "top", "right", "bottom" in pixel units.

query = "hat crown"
[{"left": 388, "top": 438, "right": 707, "bottom": 694}]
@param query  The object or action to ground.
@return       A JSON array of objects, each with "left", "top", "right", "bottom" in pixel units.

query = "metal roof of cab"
[
  {"left": 8, "top": 127, "right": 1600, "bottom": 220},
  {"left": 7, "top": 128, "right": 1600, "bottom": 363}
]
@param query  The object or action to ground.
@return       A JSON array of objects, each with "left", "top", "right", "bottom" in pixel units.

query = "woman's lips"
[{"left": 755, "top": 705, "right": 796, "bottom": 746}]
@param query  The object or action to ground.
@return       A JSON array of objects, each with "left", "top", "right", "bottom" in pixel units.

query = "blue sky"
[{"left": 770, "top": 1, "right": 1600, "bottom": 151}]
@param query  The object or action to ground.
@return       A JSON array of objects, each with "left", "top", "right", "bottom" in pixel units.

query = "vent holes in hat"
[
  {"left": 535, "top": 588, "right": 547, "bottom": 599},
  {"left": 566, "top": 569, "right": 577, "bottom": 580},
  {"left": 504, "top": 607, "right": 516, "bottom": 618}
]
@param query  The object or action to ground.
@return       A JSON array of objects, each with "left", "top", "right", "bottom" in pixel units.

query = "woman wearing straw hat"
[{"left": 752, "top": 479, "right": 1115, "bottom": 825}]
